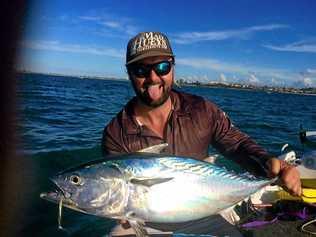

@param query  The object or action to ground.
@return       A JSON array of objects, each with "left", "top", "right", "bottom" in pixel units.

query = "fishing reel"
[
  {"left": 278, "top": 126, "right": 316, "bottom": 167},
  {"left": 278, "top": 144, "right": 299, "bottom": 166}
]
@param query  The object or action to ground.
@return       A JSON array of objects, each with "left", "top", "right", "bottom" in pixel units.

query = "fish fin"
[
  {"left": 130, "top": 177, "right": 173, "bottom": 187},
  {"left": 128, "top": 219, "right": 148, "bottom": 237},
  {"left": 219, "top": 205, "right": 241, "bottom": 225},
  {"left": 203, "top": 155, "right": 218, "bottom": 164},
  {"left": 137, "top": 143, "right": 168, "bottom": 154}
]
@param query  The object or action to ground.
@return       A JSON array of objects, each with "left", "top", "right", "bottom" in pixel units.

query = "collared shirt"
[{"left": 102, "top": 90, "right": 272, "bottom": 176}]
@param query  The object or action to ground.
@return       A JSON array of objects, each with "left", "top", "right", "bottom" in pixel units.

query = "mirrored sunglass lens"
[
  {"left": 132, "top": 66, "right": 147, "bottom": 77},
  {"left": 155, "top": 62, "right": 171, "bottom": 75}
]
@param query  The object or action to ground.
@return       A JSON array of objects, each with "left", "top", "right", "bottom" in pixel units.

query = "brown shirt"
[{"left": 102, "top": 90, "right": 272, "bottom": 176}]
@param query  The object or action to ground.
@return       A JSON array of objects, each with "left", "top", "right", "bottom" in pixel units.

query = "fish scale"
[{"left": 158, "top": 157, "right": 258, "bottom": 183}]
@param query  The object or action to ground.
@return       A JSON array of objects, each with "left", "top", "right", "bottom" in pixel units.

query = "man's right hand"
[
  {"left": 266, "top": 158, "right": 302, "bottom": 196},
  {"left": 119, "top": 219, "right": 131, "bottom": 229}
]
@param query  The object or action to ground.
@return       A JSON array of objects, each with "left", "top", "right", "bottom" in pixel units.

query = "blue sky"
[{"left": 19, "top": 0, "right": 316, "bottom": 87}]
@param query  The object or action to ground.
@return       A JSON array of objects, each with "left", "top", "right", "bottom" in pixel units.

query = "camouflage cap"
[{"left": 126, "top": 32, "right": 174, "bottom": 65}]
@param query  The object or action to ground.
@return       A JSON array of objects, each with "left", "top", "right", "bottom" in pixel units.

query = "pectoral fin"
[
  {"left": 128, "top": 219, "right": 148, "bottom": 237},
  {"left": 219, "top": 201, "right": 247, "bottom": 226},
  {"left": 130, "top": 177, "right": 173, "bottom": 187}
]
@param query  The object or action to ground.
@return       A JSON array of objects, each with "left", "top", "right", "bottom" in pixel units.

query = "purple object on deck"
[{"left": 241, "top": 207, "right": 310, "bottom": 229}]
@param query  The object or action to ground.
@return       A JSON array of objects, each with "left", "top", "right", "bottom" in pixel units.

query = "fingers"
[
  {"left": 266, "top": 158, "right": 281, "bottom": 177},
  {"left": 266, "top": 158, "right": 302, "bottom": 196},
  {"left": 280, "top": 166, "right": 302, "bottom": 196},
  {"left": 117, "top": 220, "right": 131, "bottom": 229}
]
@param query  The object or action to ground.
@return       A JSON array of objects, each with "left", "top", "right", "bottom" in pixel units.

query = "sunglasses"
[{"left": 128, "top": 60, "right": 174, "bottom": 78}]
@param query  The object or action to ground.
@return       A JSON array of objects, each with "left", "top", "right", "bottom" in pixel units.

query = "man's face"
[{"left": 127, "top": 56, "right": 174, "bottom": 108}]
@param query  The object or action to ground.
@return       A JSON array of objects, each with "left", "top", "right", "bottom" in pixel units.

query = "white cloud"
[
  {"left": 263, "top": 40, "right": 316, "bottom": 53},
  {"left": 176, "top": 56, "right": 300, "bottom": 85},
  {"left": 21, "top": 40, "right": 124, "bottom": 58},
  {"left": 173, "top": 24, "right": 289, "bottom": 44},
  {"left": 81, "top": 16, "right": 124, "bottom": 30},
  {"left": 79, "top": 16, "right": 101, "bottom": 21},
  {"left": 306, "top": 68, "right": 316, "bottom": 74},
  {"left": 248, "top": 73, "right": 260, "bottom": 85},
  {"left": 199, "top": 75, "right": 210, "bottom": 82},
  {"left": 101, "top": 21, "right": 121, "bottom": 29},
  {"left": 291, "top": 68, "right": 316, "bottom": 87},
  {"left": 303, "top": 77, "right": 314, "bottom": 87},
  {"left": 299, "top": 69, "right": 316, "bottom": 80},
  {"left": 79, "top": 13, "right": 138, "bottom": 36},
  {"left": 293, "top": 77, "right": 315, "bottom": 88},
  {"left": 177, "top": 58, "right": 245, "bottom": 74},
  {"left": 219, "top": 73, "right": 227, "bottom": 82}
]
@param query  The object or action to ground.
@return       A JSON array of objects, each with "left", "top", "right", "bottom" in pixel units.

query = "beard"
[{"left": 131, "top": 80, "right": 173, "bottom": 108}]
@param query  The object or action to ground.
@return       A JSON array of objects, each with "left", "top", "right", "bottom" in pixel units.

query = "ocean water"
[{"left": 16, "top": 73, "right": 316, "bottom": 236}]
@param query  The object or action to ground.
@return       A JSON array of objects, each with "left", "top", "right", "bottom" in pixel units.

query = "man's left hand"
[{"left": 266, "top": 158, "right": 302, "bottom": 196}]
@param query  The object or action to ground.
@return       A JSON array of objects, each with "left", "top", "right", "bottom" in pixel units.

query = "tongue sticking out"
[{"left": 147, "top": 85, "right": 162, "bottom": 101}]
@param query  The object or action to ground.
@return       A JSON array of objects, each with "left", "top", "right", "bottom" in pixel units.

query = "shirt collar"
[{"left": 121, "top": 89, "right": 191, "bottom": 135}]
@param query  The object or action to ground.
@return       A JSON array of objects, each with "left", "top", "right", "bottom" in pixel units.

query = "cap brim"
[{"left": 126, "top": 51, "right": 175, "bottom": 65}]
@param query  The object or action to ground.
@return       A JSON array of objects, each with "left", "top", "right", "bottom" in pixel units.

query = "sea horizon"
[{"left": 17, "top": 70, "right": 316, "bottom": 96}]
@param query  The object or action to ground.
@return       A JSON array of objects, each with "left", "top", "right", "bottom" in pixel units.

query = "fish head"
[{"left": 41, "top": 162, "right": 127, "bottom": 217}]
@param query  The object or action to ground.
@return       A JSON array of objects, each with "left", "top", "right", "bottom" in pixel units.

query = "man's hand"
[
  {"left": 118, "top": 219, "right": 131, "bottom": 229},
  {"left": 266, "top": 158, "right": 302, "bottom": 196}
]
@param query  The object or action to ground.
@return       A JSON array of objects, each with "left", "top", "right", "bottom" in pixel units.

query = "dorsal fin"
[{"left": 137, "top": 143, "right": 168, "bottom": 154}]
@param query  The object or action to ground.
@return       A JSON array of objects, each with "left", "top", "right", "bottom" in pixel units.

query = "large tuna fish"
[{"left": 41, "top": 144, "right": 275, "bottom": 237}]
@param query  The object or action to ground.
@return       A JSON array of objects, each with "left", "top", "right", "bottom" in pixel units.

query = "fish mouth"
[
  {"left": 40, "top": 180, "right": 81, "bottom": 230},
  {"left": 40, "top": 179, "right": 91, "bottom": 220},
  {"left": 40, "top": 191, "right": 71, "bottom": 204},
  {"left": 40, "top": 179, "right": 78, "bottom": 210}
]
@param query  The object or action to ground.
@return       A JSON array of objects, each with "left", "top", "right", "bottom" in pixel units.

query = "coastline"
[
  {"left": 178, "top": 81, "right": 316, "bottom": 96},
  {"left": 18, "top": 71, "right": 316, "bottom": 96}
]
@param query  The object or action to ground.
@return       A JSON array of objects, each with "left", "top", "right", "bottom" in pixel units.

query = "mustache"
[{"left": 143, "top": 81, "right": 165, "bottom": 89}]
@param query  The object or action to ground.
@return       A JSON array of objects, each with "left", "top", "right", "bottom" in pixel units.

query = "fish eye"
[{"left": 70, "top": 175, "right": 81, "bottom": 185}]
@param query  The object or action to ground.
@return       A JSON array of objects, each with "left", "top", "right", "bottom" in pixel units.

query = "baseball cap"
[{"left": 126, "top": 32, "right": 174, "bottom": 65}]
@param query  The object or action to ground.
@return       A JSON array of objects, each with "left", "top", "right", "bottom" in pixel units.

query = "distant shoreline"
[
  {"left": 18, "top": 71, "right": 316, "bottom": 96},
  {"left": 177, "top": 81, "right": 316, "bottom": 96}
]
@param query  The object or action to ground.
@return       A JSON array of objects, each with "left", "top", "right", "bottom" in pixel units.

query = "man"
[{"left": 102, "top": 32, "right": 301, "bottom": 236}]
